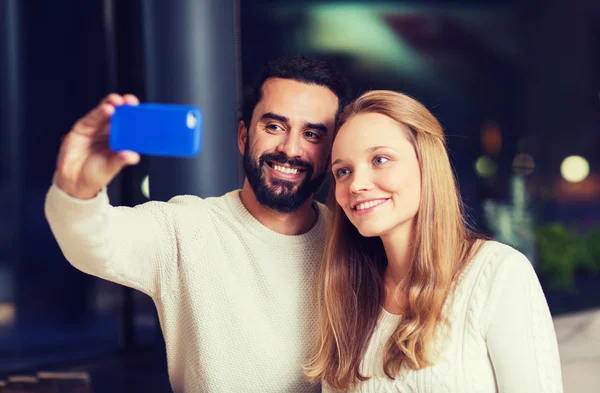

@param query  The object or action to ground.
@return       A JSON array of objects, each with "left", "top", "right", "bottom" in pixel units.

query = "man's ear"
[{"left": 237, "top": 120, "right": 247, "bottom": 155}]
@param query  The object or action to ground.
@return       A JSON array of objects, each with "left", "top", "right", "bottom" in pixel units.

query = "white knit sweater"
[
  {"left": 44, "top": 184, "right": 327, "bottom": 393},
  {"left": 324, "top": 241, "right": 563, "bottom": 393}
]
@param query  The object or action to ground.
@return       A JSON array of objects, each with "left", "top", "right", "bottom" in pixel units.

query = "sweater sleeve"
[
  {"left": 44, "top": 182, "right": 178, "bottom": 300},
  {"left": 482, "top": 250, "right": 563, "bottom": 393}
]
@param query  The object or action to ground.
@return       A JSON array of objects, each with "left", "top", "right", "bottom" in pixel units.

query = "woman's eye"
[
  {"left": 373, "top": 156, "right": 389, "bottom": 165},
  {"left": 335, "top": 168, "right": 350, "bottom": 178}
]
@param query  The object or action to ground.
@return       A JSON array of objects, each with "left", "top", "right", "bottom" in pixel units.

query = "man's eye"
[
  {"left": 305, "top": 131, "right": 320, "bottom": 140},
  {"left": 266, "top": 124, "right": 283, "bottom": 131}
]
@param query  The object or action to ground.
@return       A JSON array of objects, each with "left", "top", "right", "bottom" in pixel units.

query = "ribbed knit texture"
[
  {"left": 45, "top": 184, "right": 327, "bottom": 393},
  {"left": 323, "top": 241, "right": 564, "bottom": 393}
]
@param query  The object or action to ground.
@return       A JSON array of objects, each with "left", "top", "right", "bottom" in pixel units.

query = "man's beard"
[{"left": 243, "top": 139, "right": 326, "bottom": 213}]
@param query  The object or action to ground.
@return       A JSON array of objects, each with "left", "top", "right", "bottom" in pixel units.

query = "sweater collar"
[{"left": 224, "top": 190, "right": 329, "bottom": 246}]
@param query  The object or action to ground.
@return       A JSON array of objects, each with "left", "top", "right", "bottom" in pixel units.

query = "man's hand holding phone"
[
  {"left": 54, "top": 94, "right": 203, "bottom": 200},
  {"left": 55, "top": 94, "right": 142, "bottom": 200}
]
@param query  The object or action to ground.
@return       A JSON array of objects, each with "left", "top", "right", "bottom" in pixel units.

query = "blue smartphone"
[{"left": 109, "top": 103, "right": 203, "bottom": 157}]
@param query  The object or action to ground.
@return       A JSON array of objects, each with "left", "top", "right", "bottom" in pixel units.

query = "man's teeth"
[
  {"left": 355, "top": 199, "right": 387, "bottom": 211},
  {"left": 273, "top": 164, "right": 300, "bottom": 174}
]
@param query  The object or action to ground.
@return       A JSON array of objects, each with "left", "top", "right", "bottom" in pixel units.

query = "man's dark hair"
[{"left": 240, "top": 56, "right": 351, "bottom": 128}]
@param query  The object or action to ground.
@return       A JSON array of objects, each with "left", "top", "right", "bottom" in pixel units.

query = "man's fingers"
[
  {"left": 71, "top": 93, "right": 139, "bottom": 138},
  {"left": 102, "top": 93, "right": 125, "bottom": 107},
  {"left": 117, "top": 150, "right": 140, "bottom": 165},
  {"left": 102, "top": 93, "right": 139, "bottom": 106},
  {"left": 105, "top": 151, "right": 140, "bottom": 177},
  {"left": 123, "top": 94, "right": 140, "bottom": 105},
  {"left": 94, "top": 122, "right": 111, "bottom": 137},
  {"left": 73, "top": 103, "right": 114, "bottom": 136}
]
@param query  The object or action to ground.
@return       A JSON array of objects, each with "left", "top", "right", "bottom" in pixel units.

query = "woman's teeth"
[{"left": 355, "top": 199, "right": 387, "bottom": 211}]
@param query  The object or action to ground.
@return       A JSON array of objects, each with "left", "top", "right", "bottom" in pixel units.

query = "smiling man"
[
  {"left": 44, "top": 56, "right": 350, "bottom": 393},
  {"left": 243, "top": 107, "right": 328, "bottom": 213},
  {"left": 239, "top": 74, "right": 340, "bottom": 235}
]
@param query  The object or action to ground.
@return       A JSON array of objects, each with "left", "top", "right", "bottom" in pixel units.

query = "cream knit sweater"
[
  {"left": 324, "top": 241, "right": 563, "bottom": 393},
  {"left": 45, "top": 184, "right": 327, "bottom": 393}
]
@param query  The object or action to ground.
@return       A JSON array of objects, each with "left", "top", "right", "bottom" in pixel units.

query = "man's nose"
[{"left": 276, "top": 132, "right": 302, "bottom": 158}]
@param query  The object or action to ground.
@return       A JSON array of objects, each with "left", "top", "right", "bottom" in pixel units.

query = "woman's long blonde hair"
[{"left": 305, "top": 90, "right": 483, "bottom": 391}]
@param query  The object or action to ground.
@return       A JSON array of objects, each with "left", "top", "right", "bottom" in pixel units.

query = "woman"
[{"left": 305, "top": 90, "right": 563, "bottom": 392}]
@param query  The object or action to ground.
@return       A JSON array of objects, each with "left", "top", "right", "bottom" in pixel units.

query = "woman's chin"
[{"left": 356, "top": 225, "right": 384, "bottom": 238}]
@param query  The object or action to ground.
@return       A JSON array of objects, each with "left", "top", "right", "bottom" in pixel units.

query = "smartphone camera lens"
[{"left": 186, "top": 112, "right": 197, "bottom": 129}]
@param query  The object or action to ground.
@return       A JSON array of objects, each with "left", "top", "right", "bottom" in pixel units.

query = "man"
[{"left": 44, "top": 56, "right": 350, "bottom": 393}]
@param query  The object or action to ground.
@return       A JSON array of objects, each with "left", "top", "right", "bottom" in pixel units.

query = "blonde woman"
[{"left": 305, "top": 90, "right": 563, "bottom": 392}]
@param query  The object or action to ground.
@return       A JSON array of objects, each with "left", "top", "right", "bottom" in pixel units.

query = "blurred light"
[
  {"left": 298, "top": 4, "right": 429, "bottom": 75},
  {"left": 512, "top": 153, "right": 535, "bottom": 176},
  {"left": 475, "top": 155, "right": 496, "bottom": 178},
  {"left": 141, "top": 175, "right": 150, "bottom": 199},
  {"left": 0, "top": 303, "right": 16, "bottom": 328},
  {"left": 8, "top": 376, "right": 37, "bottom": 384},
  {"left": 560, "top": 156, "right": 589, "bottom": 183},
  {"left": 481, "top": 121, "right": 502, "bottom": 155}
]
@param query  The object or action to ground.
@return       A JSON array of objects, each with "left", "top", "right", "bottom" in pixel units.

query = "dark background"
[{"left": 1, "top": 0, "right": 598, "bottom": 391}]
